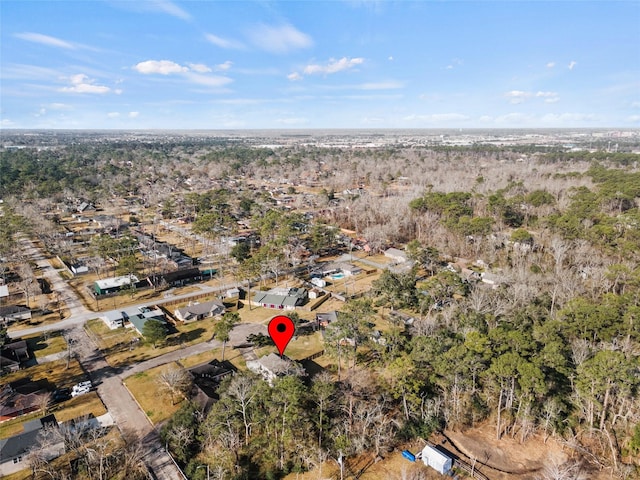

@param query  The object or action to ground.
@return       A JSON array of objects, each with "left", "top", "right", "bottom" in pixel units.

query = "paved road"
[
  {"left": 10, "top": 281, "right": 243, "bottom": 338},
  {"left": 19, "top": 236, "right": 90, "bottom": 318},
  {"left": 66, "top": 321, "right": 186, "bottom": 479}
]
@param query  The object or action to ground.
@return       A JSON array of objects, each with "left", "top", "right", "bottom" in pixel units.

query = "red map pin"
[{"left": 268, "top": 315, "right": 295, "bottom": 357}]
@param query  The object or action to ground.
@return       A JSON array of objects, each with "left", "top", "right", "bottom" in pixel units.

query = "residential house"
[
  {"left": 175, "top": 300, "right": 225, "bottom": 323},
  {"left": 246, "top": 353, "right": 305, "bottom": 385},
  {"left": 0, "top": 379, "right": 50, "bottom": 421},
  {"left": 0, "top": 305, "right": 32, "bottom": 326},
  {"left": 338, "top": 263, "right": 362, "bottom": 276},
  {"left": 146, "top": 268, "right": 203, "bottom": 289},
  {"left": 93, "top": 275, "right": 140, "bottom": 296},
  {"left": 316, "top": 311, "right": 338, "bottom": 329},
  {"left": 188, "top": 360, "right": 236, "bottom": 411},
  {"left": 252, "top": 287, "right": 308, "bottom": 310},
  {"left": 0, "top": 339, "right": 29, "bottom": 374},
  {"left": 384, "top": 248, "right": 409, "bottom": 263},
  {"left": 0, "top": 414, "right": 63, "bottom": 476},
  {"left": 124, "top": 306, "right": 167, "bottom": 335},
  {"left": 77, "top": 202, "right": 95, "bottom": 213},
  {"left": 101, "top": 310, "right": 125, "bottom": 330}
]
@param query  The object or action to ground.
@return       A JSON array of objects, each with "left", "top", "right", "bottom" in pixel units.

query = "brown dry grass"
[
  {"left": 0, "top": 392, "right": 106, "bottom": 439},
  {"left": 1, "top": 358, "right": 86, "bottom": 388},
  {"left": 124, "top": 362, "right": 185, "bottom": 424},
  {"left": 23, "top": 330, "right": 67, "bottom": 358},
  {"left": 85, "top": 316, "right": 218, "bottom": 368}
]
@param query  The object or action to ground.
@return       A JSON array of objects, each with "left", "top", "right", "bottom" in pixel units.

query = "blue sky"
[{"left": 1, "top": 0, "right": 639, "bottom": 129}]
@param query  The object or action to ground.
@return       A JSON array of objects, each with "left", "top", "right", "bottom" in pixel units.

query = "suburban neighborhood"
[{"left": 1, "top": 129, "right": 639, "bottom": 480}]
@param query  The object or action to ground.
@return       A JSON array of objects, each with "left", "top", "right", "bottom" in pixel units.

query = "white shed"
[{"left": 421, "top": 445, "right": 453, "bottom": 475}]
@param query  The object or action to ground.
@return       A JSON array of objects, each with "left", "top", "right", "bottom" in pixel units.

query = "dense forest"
[{"left": 1, "top": 132, "right": 639, "bottom": 479}]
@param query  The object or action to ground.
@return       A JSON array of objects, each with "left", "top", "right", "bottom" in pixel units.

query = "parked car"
[
  {"left": 72, "top": 380, "right": 92, "bottom": 391},
  {"left": 52, "top": 388, "right": 71, "bottom": 403},
  {"left": 71, "top": 386, "right": 91, "bottom": 397}
]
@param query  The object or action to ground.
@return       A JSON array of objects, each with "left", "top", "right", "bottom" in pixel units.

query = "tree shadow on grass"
[{"left": 169, "top": 328, "right": 205, "bottom": 346}]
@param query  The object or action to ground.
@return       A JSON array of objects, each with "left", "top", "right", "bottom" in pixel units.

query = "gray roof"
[
  {"left": 176, "top": 300, "right": 225, "bottom": 319},
  {"left": 0, "top": 415, "right": 58, "bottom": 460},
  {"left": 254, "top": 288, "right": 307, "bottom": 308},
  {"left": 255, "top": 353, "right": 297, "bottom": 375}
]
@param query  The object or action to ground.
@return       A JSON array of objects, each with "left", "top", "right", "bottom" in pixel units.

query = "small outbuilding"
[{"left": 421, "top": 445, "right": 453, "bottom": 475}]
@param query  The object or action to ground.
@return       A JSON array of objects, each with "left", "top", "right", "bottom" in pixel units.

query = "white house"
[
  {"left": 384, "top": 248, "right": 409, "bottom": 263},
  {"left": 102, "top": 310, "right": 125, "bottom": 330},
  {"left": 421, "top": 445, "right": 453, "bottom": 475}
]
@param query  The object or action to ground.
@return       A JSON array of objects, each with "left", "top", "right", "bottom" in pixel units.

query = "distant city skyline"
[{"left": 1, "top": 1, "right": 639, "bottom": 129}]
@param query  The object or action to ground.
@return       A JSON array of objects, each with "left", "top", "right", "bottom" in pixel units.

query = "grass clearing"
[
  {"left": 23, "top": 330, "right": 67, "bottom": 358},
  {"left": 0, "top": 358, "right": 86, "bottom": 389},
  {"left": 285, "top": 331, "right": 324, "bottom": 360},
  {"left": 124, "top": 362, "right": 185, "bottom": 424}
]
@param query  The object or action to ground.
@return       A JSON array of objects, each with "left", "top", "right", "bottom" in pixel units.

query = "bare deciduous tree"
[{"left": 157, "top": 366, "right": 193, "bottom": 405}]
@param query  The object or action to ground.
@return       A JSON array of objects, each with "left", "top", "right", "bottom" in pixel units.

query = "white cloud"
[
  {"left": 47, "top": 103, "right": 72, "bottom": 110},
  {"left": 505, "top": 90, "right": 559, "bottom": 104},
  {"left": 134, "top": 60, "right": 188, "bottom": 75},
  {"left": 388, "top": 56, "right": 394, "bottom": 61},
  {"left": 15, "top": 32, "right": 75, "bottom": 49},
  {"left": 505, "top": 90, "right": 532, "bottom": 104},
  {"left": 358, "top": 81, "right": 403, "bottom": 90},
  {"left": 60, "top": 74, "right": 112, "bottom": 94},
  {"left": 303, "top": 57, "right": 364, "bottom": 75},
  {"left": 403, "top": 113, "right": 470, "bottom": 123},
  {"left": 628, "top": 115, "right": 640, "bottom": 123},
  {"left": 541, "top": 113, "right": 597, "bottom": 124},
  {"left": 630, "top": 101, "right": 640, "bottom": 108},
  {"left": 276, "top": 117, "right": 308, "bottom": 125},
  {"left": 128, "top": 111, "right": 140, "bottom": 118},
  {"left": 535, "top": 91, "right": 559, "bottom": 103},
  {"left": 292, "top": 57, "right": 364, "bottom": 80},
  {"left": 445, "top": 58, "right": 463, "bottom": 70},
  {"left": 1, "top": 119, "right": 15, "bottom": 127},
  {"left": 479, "top": 115, "right": 494, "bottom": 123},
  {"left": 546, "top": 62, "right": 556, "bottom": 68},
  {"left": 148, "top": 0, "right": 191, "bottom": 20},
  {"left": 205, "top": 33, "right": 244, "bottom": 49},
  {"left": 188, "top": 63, "right": 211, "bottom": 73},
  {"left": 185, "top": 73, "right": 232, "bottom": 88},
  {"left": 248, "top": 24, "right": 313, "bottom": 53},
  {"left": 107, "top": 112, "right": 120, "bottom": 118},
  {"left": 495, "top": 113, "right": 534, "bottom": 124},
  {"left": 216, "top": 61, "right": 233, "bottom": 71},
  {"left": 568, "top": 60, "right": 577, "bottom": 70},
  {"left": 133, "top": 60, "right": 232, "bottom": 88}
]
